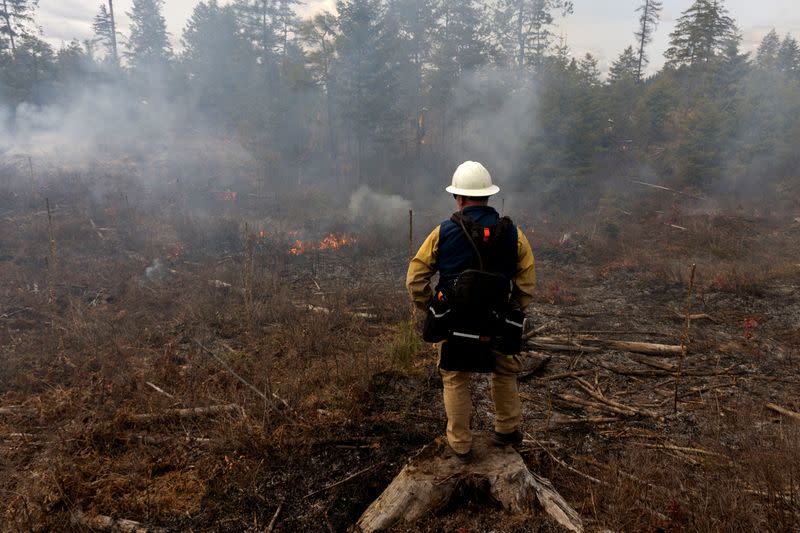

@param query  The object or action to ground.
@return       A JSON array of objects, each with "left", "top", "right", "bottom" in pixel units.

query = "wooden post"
[
  {"left": 45, "top": 198, "right": 57, "bottom": 305},
  {"left": 408, "top": 209, "right": 413, "bottom": 258}
]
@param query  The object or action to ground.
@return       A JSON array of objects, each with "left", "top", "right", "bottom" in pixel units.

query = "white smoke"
[{"left": 348, "top": 185, "right": 411, "bottom": 228}]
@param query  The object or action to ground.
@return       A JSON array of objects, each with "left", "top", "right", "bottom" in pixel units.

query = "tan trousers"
[{"left": 439, "top": 349, "right": 522, "bottom": 454}]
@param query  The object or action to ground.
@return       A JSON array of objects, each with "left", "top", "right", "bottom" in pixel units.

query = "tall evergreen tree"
[
  {"left": 0, "top": 0, "right": 38, "bottom": 55},
  {"left": 777, "top": 34, "right": 800, "bottom": 78},
  {"left": 633, "top": 0, "right": 662, "bottom": 82},
  {"left": 756, "top": 29, "right": 780, "bottom": 68},
  {"left": 125, "top": 0, "right": 172, "bottom": 73},
  {"left": 299, "top": 12, "right": 339, "bottom": 157},
  {"left": 428, "top": 0, "right": 488, "bottom": 146},
  {"left": 92, "top": 2, "right": 119, "bottom": 66},
  {"left": 1, "top": 34, "right": 54, "bottom": 105},
  {"left": 273, "top": 0, "right": 300, "bottom": 57},
  {"left": 181, "top": 0, "right": 253, "bottom": 127},
  {"left": 385, "top": 0, "right": 439, "bottom": 156},
  {"left": 234, "top": 0, "right": 299, "bottom": 76},
  {"left": 335, "top": 0, "right": 400, "bottom": 184},
  {"left": 664, "top": 0, "right": 736, "bottom": 67},
  {"left": 493, "top": 0, "right": 573, "bottom": 72},
  {"left": 609, "top": 46, "right": 638, "bottom": 83}
]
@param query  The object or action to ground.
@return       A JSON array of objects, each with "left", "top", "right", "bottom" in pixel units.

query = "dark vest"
[{"left": 435, "top": 205, "right": 518, "bottom": 292}]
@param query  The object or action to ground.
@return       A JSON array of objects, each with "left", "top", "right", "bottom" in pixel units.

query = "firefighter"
[{"left": 406, "top": 161, "right": 535, "bottom": 462}]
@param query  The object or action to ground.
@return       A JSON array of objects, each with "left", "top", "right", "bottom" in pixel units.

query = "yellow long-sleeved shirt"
[{"left": 406, "top": 225, "right": 536, "bottom": 311}]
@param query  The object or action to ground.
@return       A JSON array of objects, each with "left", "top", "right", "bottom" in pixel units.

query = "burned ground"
[{"left": 1, "top": 171, "right": 799, "bottom": 532}]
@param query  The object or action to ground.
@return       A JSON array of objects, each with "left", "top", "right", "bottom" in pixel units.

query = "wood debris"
[{"left": 355, "top": 436, "right": 583, "bottom": 533}]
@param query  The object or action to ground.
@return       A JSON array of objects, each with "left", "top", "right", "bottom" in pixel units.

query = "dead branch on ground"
[
  {"left": 131, "top": 404, "right": 243, "bottom": 422},
  {"left": 766, "top": 403, "right": 800, "bottom": 421}
]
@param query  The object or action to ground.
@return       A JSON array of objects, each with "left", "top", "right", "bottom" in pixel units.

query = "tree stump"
[{"left": 354, "top": 435, "right": 583, "bottom": 533}]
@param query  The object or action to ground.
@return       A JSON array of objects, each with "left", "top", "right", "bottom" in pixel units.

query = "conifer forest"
[{"left": 1, "top": 1, "right": 799, "bottom": 531}]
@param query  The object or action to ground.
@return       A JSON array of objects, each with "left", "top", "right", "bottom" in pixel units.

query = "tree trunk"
[
  {"left": 636, "top": 0, "right": 649, "bottom": 82},
  {"left": 2, "top": 0, "right": 16, "bottom": 56},
  {"left": 108, "top": 0, "right": 118, "bottom": 65},
  {"left": 354, "top": 436, "right": 583, "bottom": 533}
]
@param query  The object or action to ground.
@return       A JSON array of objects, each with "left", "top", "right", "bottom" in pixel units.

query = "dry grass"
[{"left": 1, "top": 170, "right": 799, "bottom": 532}]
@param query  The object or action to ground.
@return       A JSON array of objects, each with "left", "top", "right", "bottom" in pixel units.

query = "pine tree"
[
  {"left": 334, "top": 0, "right": 400, "bottom": 184},
  {"left": 633, "top": 0, "right": 662, "bottom": 82},
  {"left": 606, "top": 46, "right": 641, "bottom": 144},
  {"left": 609, "top": 45, "right": 639, "bottom": 83},
  {"left": 715, "top": 32, "right": 749, "bottom": 93},
  {"left": 92, "top": 2, "right": 118, "bottom": 66},
  {"left": 299, "top": 12, "right": 339, "bottom": 157},
  {"left": 664, "top": 0, "right": 736, "bottom": 67},
  {"left": 777, "top": 34, "right": 800, "bottom": 78},
  {"left": 56, "top": 39, "right": 92, "bottom": 84},
  {"left": 125, "top": 0, "right": 172, "bottom": 73},
  {"left": 428, "top": 0, "right": 488, "bottom": 146},
  {"left": 756, "top": 29, "right": 780, "bottom": 68},
  {"left": 2, "top": 35, "right": 54, "bottom": 105},
  {"left": 234, "top": 0, "right": 299, "bottom": 76},
  {"left": 273, "top": 0, "right": 300, "bottom": 58},
  {"left": 577, "top": 52, "right": 600, "bottom": 87},
  {"left": 384, "top": 0, "right": 439, "bottom": 156},
  {"left": 0, "top": 0, "right": 38, "bottom": 55},
  {"left": 181, "top": 0, "right": 253, "bottom": 126},
  {"left": 493, "top": 0, "right": 573, "bottom": 73}
]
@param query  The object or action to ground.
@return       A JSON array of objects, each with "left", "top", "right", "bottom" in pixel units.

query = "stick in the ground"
[
  {"left": 674, "top": 263, "right": 697, "bottom": 413},
  {"left": 526, "top": 437, "right": 603, "bottom": 485},
  {"left": 194, "top": 339, "right": 288, "bottom": 419},
  {"left": 631, "top": 442, "right": 722, "bottom": 457},
  {"left": 266, "top": 501, "right": 284, "bottom": 533},
  {"left": 766, "top": 403, "right": 800, "bottom": 421},
  {"left": 305, "top": 461, "right": 384, "bottom": 499},
  {"left": 145, "top": 381, "right": 174, "bottom": 399}
]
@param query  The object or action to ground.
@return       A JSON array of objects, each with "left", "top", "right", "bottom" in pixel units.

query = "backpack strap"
[
  {"left": 452, "top": 212, "right": 485, "bottom": 270},
  {"left": 450, "top": 212, "right": 515, "bottom": 273}
]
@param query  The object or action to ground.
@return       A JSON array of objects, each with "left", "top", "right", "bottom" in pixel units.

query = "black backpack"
[{"left": 424, "top": 213, "right": 525, "bottom": 372}]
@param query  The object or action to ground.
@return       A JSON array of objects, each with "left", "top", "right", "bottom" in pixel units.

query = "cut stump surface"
[{"left": 354, "top": 435, "right": 583, "bottom": 533}]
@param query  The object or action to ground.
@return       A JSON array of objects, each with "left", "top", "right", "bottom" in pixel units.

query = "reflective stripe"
[
  {"left": 451, "top": 331, "right": 481, "bottom": 340},
  {"left": 428, "top": 307, "right": 451, "bottom": 319},
  {"left": 504, "top": 318, "right": 524, "bottom": 328}
]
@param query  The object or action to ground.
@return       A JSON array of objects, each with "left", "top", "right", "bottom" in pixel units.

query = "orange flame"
[
  {"left": 290, "top": 233, "right": 357, "bottom": 255},
  {"left": 215, "top": 191, "right": 237, "bottom": 202}
]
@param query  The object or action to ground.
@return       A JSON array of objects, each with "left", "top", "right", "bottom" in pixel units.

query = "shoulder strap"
[{"left": 451, "top": 212, "right": 485, "bottom": 270}]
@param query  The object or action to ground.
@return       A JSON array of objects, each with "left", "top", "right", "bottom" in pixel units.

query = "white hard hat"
[{"left": 445, "top": 161, "right": 500, "bottom": 197}]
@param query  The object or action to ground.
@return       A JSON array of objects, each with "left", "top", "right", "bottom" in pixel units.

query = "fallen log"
[
  {"left": 354, "top": 436, "right": 583, "bottom": 533},
  {"left": 131, "top": 404, "right": 242, "bottom": 422},
  {"left": 556, "top": 393, "right": 648, "bottom": 418},
  {"left": 766, "top": 403, "right": 800, "bottom": 422},
  {"left": 594, "top": 339, "right": 683, "bottom": 356},
  {"left": 73, "top": 512, "right": 166, "bottom": 533},
  {"left": 529, "top": 336, "right": 683, "bottom": 356},
  {"left": 547, "top": 413, "right": 619, "bottom": 428},
  {"left": 625, "top": 353, "right": 676, "bottom": 371},
  {"left": 574, "top": 378, "right": 659, "bottom": 418},
  {"left": 0, "top": 406, "right": 34, "bottom": 417}
]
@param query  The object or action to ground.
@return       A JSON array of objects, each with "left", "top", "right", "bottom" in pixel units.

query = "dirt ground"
[{"left": 1, "top": 170, "right": 799, "bottom": 532}]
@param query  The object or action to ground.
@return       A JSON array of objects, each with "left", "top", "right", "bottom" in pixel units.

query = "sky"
[{"left": 38, "top": 0, "right": 800, "bottom": 74}]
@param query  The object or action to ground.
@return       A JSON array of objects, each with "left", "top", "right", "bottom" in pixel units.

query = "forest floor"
[{"left": 1, "top": 173, "right": 799, "bottom": 532}]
